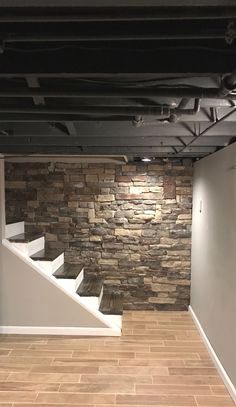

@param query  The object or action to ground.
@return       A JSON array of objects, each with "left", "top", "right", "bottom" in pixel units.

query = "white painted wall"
[
  {"left": 0, "top": 158, "right": 5, "bottom": 240},
  {"left": 191, "top": 143, "right": 236, "bottom": 388},
  {"left": 0, "top": 244, "right": 107, "bottom": 329}
]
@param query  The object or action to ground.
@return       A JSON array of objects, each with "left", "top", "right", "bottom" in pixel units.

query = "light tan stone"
[
  {"left": 98, "top": 259, "right": 118, "bottom": 266},
  {"left": 115, "top": 229, "right": 142, "bottom": 237},
  {"left": 96, "top": 194, "right": 115, "bottom": 202},
  {"left": 148, "top": 297, "right": 176, "bottom": 304},
  {"left": 151, "top": 283, "right": 176, "bottom": 292}
]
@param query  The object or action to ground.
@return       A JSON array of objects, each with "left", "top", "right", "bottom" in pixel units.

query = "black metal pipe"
[
  {"left": 0, "top": 100, "right": 202, "bottom": 121},
  {"left": 4, "top": 33, "right": 225, "bottom": 42},
  {"left": 219, "top": 72, "right": 236, "bottom": 96},
  {"left": 0, "top": 106, "right": 171, "bottom": 116},
  {"left": 176, "top": 98, "right": 201, "bottom": 115},
  {"left": 177, "top": 98, "right": 191, "bottom": 109},
  {"left": 0, "top": 88, "right": 235, "bottom": 99}
]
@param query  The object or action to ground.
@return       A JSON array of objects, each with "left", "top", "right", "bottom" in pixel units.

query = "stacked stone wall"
[{"left": 5, "top": 160, "right": 193, "bottom": 310}]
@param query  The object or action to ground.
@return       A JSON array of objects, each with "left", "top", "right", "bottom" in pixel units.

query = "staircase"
[{"left": 2, "top": 221, "right": 123, "bottom": 335}]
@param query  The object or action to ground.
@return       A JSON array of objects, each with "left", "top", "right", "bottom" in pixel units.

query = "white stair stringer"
[{"left": 1, "top": 239, "right": 121, "bottom": 336}]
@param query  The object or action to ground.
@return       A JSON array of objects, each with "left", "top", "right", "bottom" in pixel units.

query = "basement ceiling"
[{"left": 0, "top": 2, "right": 236, "bottom": 159}]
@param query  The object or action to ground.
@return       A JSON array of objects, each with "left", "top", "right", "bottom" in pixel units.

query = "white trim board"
[
  {"left": 189, "top": 306, "right": 236, "bottom": 404},
  {"left": 0, "top": 326, "right": 120, "bottom": 336}
]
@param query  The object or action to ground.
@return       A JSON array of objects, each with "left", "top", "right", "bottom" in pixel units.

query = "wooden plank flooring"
[{"left": 0, "top": 311, "right": 234, "bottom": 406}]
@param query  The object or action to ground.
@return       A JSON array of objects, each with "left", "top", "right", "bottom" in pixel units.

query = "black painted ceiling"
[{"left": 0, "top": 2, "right": 236, "bottom": 159}]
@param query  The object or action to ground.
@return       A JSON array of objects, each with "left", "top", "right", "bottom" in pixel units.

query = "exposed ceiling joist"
[{"left": 0, "top": 2, "right": 236, "bottom": 159}]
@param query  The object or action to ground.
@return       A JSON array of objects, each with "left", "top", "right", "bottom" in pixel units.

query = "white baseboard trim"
[
  {"left": 0, "top": 326, "right": 121, "bottom": 336},
  {"left": 189, "top": 306, "right": 236, "bottom": 404}
]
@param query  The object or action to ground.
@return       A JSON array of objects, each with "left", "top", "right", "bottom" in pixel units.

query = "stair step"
[
  {"left": 99, "top": 292, "right": 123, "bottom": 315},
  {"left": 8, "top": 232, "right": 44, "bottom": 243},
  {"left": 30, "top": 248, "right": 63, "bottom": 261},
  {"left": 77, "top": 276, "right": 103, "bottom": 297},
  {"left": 53, "top": 263, "right": 84, "bottom": 279}
]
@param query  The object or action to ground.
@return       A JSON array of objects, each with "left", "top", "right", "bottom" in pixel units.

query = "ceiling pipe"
[
  {"left": 3, "top": 33, "right": 226, "bottom": 42},
  {"left": 0, "top": 102, "right": 201, "bottom": 117},
  {"left": 0, "top": 106, "right": 171, "bottom": 116},
  {"left": 176, "top": 98, "right": 200, "bottom": 115},
  {"left": 219, "top": 72, "right": 236, "bottom": 96},
  {"left": 169, "top": 98, "right": 200, "bottom": 123},
  {"left": 176, "top": 98, "right": 191, "bottom": 109},
  {"left": 0, "top": 87, "right": 235, "bottom": 99}
]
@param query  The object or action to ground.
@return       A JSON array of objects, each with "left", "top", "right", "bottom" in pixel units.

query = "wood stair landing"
[
  {"left": 8, "top": 232, "right": 44, "bottom": 243},
  {"left": 77, "top": 276, "right": 103, "bottom": 297},
  {"left": 99, "top": 292, "right": 123, "bottom": 315},
  {"left": 53, "top": 263, "right": 83, "bottom": 279},
  {"left": 30, "top": 248, "right": 63, "bottom": 261}
]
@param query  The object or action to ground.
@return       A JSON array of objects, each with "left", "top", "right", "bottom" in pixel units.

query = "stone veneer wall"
[{"left": 5, "top": 160, "right": 193, "bottom": 310}]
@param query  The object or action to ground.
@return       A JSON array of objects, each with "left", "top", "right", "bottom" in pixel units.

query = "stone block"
[
  {"left": 122, "top": 165, "right": 136, "bottom": 172},
  {"left": 148, "top": 297, "right": 176, "bottom": 304},
  {"left": 151, "top": 283, "right": 176, "bottom": 292},
  {"left": 98, "top": 258, "right": 118, "bottom": 266},
  {"left": 86, "top": 174, "right": 98, "bottom": 182},
  {"left": 96, "top": 194, "right": 115, "bottom": 202},
  {"left": 5, "top": 181, "right": 26, "bottom": 189},
  {"left": 163, "top": 176, "right": 176, "bottom": 199},
  {"left": 115, "top": 228, "right": 142, "bottom": 237}
]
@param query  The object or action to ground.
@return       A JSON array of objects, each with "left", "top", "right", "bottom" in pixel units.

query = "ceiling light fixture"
[{"left": 141, "top": 157, "right": 152, "bottom": 162}]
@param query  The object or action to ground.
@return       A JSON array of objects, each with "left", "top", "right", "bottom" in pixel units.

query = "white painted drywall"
[
  {"left": 0, "top": 158, "right": 5, "bottom": 240},
  {"left": 0, "top": 244, "right": 107, "bottom": 328},
  {"left": 191, "top": 143, "right": 236, "bottom": 387}
]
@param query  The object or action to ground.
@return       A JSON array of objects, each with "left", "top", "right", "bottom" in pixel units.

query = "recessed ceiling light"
[{"left": 141, "top": 157, "right": 152, "bottom": 162}]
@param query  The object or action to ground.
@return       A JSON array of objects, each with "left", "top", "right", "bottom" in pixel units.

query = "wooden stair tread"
[
  {"left": 99, "top": 292, "right": 123, "bottom": 315},
  {"left": 53, "top": 263, "right": 83, "bottom": 279},
  {"left": 8, "top": 232, "right": 44, "bottom": 243},
  {"left": 6, "top": 218, "right": 23, "bottom": 225},
  {"left": 77, "top": 276, "right": 103, "bottom": 297},
  {"left": 30, "top": 248, "right": 63, "bottom": 261}
]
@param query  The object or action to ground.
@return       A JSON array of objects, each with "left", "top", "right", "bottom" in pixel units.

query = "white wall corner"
[
  {"left": 189, "top": 306, "right": 236, "bottom": 404},
  {"left": 0, "top": 158, "right": 5, "bottom": 240}
]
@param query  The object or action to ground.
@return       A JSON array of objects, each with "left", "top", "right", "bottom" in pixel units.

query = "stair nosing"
[
  {"left": 53, "top": 263, "right": 84, "bottom": 280},
  {"left": 30, "top": 248, "right": 64, "bottom": 262},
  {"left": 8, "top": 233, "right": 44, "bottom": 243}
]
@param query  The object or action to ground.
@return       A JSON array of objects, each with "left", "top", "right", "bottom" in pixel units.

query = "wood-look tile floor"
[{"left": 0, "top": 311, "right": 235, "bottom": 407}]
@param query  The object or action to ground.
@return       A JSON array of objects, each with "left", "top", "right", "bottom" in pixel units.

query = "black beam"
[
  {"left": 0, "top": 48, "right": 235, "bottom": 75},
  {"left": 0, "top": 135, "right": 230, "bottom": 147},
  {"left": 178, "top": 107, "right": 236, "bottom": 153},
  {"left": 0, "top": 87, "right": 235, "bottom": 99},
  {"left": 26, "top": 77, "right": 45, "bottom": 106},
  {"left": 0, "top": 145, "right": 212, "bottom": 156},
  {"left": 0, "top": 6, "right": 236, "bottom": 22}
]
